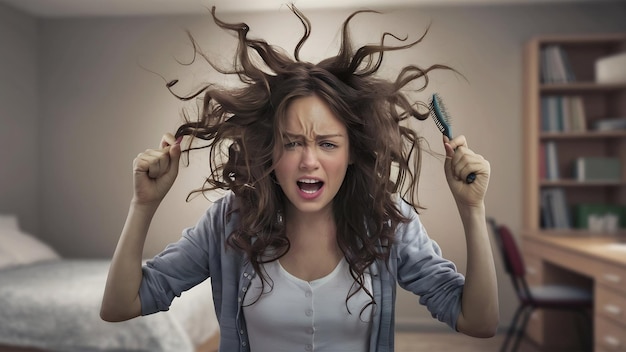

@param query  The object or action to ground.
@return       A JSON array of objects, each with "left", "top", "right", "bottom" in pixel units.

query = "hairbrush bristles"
[
  {"left": 430, "top": 93, "right": 452, "bottom": 139},
  {"left": 429, "top": 93, "right": 476, "bottom": 184}
]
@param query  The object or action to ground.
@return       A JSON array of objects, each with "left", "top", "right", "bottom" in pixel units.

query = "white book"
[{"left": 596, "top": 51, "right": 626, "bottom": 83}]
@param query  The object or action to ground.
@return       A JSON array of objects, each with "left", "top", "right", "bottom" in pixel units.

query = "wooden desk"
[{"left": 522, "top": 234, "right": 626, "bottom": 352}]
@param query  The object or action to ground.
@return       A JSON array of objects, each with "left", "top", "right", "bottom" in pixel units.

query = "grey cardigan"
[{"left": 139, "top": 192, "right": 464, "bottom": 352}]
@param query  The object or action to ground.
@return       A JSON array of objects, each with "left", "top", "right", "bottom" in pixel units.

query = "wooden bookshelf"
[
  {"left": 523, "top": 33, "right": 626, "bottom": 236},
  {"left": 522, "top": 33, "right": 626, "bottom": 351}
]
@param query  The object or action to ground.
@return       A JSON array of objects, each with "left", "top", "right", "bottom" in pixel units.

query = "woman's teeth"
[{"left": 297, "top": 179, "right": 323, "bottom": 193}]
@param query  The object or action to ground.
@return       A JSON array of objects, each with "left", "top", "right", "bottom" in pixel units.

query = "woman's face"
[{"left": 273, "top": 94, "right": 351, "bottom": 217}]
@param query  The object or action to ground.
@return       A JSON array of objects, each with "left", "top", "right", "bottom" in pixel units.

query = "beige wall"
[
  {"left": 0, "top": 4, "right": 39, "bottom": 235},
  {"left": 1, "top": 1, "right": 625, "bottom": 331}
]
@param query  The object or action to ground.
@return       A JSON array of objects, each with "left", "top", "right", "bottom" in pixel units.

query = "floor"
[
  {"left": 395, "top": 331, "right": 544, "bottom": 352},
  {"left": 1, "top": 332, "right": 571, "bottom": 352},
  {"left": 199, "top": 331, "right": 547, "bottom": 352}
]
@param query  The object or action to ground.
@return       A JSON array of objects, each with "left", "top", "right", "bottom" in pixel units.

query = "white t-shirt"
[{"left": 242, "top": 257, "right": 373, "bottom": 352}]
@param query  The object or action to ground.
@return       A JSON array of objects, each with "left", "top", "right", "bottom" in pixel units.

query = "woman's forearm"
[
  {"left": 456, "top": 203, "right": 499, "bottom": 337},
  {"left": 100, "top": 202, "right": 158, "bottom": 322}
]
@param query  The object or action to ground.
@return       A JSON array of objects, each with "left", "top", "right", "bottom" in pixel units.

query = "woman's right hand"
[{"left": 132, "top": 133, "right": 182, "bottom": 207}]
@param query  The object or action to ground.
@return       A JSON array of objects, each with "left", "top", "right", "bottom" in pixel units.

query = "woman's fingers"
[
  {"left": 443, "top": 135, "right": 489, "bottom": 184},
  {"left": 160, "top": 133, "right": 177, "bottom": 149},
  {"left": 451, "top": 148, "right": 482, "bottom": 180},
  {"left": 444, "top": 135, "right": 468, "bottom": 152},
  {"left": 131, "top": 134, "right": 183, "bottom": 205},
  {"left": 134, "top": 134, "right": 182, "bottom": 181},
  {"left": 134, "top": 149, "right": 167, "bottom": 178},
  {"left": 444, "top": 135, "right": 473, "bottom": 181}
]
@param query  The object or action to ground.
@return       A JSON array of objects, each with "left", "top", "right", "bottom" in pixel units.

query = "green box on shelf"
[
  {"left": 573, "top": 157, "right": 621, "bottom": 182},
  {"left": 573, "top": 204, "right": 626, "bottom": 229}
]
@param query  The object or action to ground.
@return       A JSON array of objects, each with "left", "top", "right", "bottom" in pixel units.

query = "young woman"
[{"left": 101, "top": 6, "right": 498, "bottom": 352}]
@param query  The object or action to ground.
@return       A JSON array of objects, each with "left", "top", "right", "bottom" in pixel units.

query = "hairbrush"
[{"left": 429, "top": 93, "right": 476, "bottom": 184}]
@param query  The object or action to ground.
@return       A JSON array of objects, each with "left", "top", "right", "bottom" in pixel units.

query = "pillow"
[
  {"left": 0, "top": 214, "right": 20, "bottom": 231},
  {"left": 0, "top": 228, "right": 61, "bottom": 270}
]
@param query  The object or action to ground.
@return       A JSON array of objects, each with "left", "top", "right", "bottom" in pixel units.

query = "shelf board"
[
  {"left": 532, "top": 229, "right": 626, "bottom": 237},
  {"left": 535, "top": 34, "right": 626, "bottom": 45},
  {"left": 540, "top": 82, "right": 626, "bottom": 93},
  {"left": 540, "top": 179, "right": 625, "bottom": 187},
  {"left": 540, "top": 130, "right": 626, "bottom": 139}
]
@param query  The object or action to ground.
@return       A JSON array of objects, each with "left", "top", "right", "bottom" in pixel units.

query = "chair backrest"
[
  {"left": 487, "top": 218, "right": 526, "bottom": 278},
  {"left": 488, "top": 218, "right": 536, "bottom": 302},
  {"left": 497, "top": 225, "right": 526, "bottom": 278}
]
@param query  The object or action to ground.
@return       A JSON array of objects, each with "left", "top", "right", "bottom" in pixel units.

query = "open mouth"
[{"left": 297, "top": 179, "right": 324, "bottom": 194}]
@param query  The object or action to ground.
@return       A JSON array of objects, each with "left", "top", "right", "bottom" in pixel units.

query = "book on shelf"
[
  {"left": 574, "top": 157, "right": 622, "bottom": 182},
  {"left": 595, "top": 51, "right": 626, "bottom": 84},
  {"left": 540, "top": 188, "right": 571, "bottom": 229},
  {"left": 540, "top": 96, "right": 587, "bottom": 133},
  {"left": 593, "top": 117, "right": 626, "bottom": 131},
  {"left": 540, "top": 45, "right": 576, "bottom": 84},
  {"left": 542, "top": 141, "right": 559, "bottom": 180}
]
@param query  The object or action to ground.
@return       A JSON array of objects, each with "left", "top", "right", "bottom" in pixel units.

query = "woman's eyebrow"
[{"left": 283, "top": 132, "right": 345, "bottom": 140}]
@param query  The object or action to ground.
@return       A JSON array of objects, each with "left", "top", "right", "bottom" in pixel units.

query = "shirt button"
[
  {"left": 242, "top": 287, "right": 247, "bottom": 292},
  {"left": 307, "top": 327, "right": 315, "bottom": 334},
  {"left": 240, "top": 329, "right": 244, "bottom": 335},
  {"left": 305, "top": 344, "right": 312, "bottom": 351},
  {"left": 305, "top": 309, "right": 313, "bottom": 316},
  {"left": 305, "top": 291, "right": 312, "bottom": 297},
  {"left": 242, "top": 341, "right": 247, "bottom": 347}
]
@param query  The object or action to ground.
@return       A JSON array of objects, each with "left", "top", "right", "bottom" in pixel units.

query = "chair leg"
[
  {"left": 511, "top": 307, "right": 533, "bottom": 352},
  {"left": 502, "top": 304, "right": 525, "bottom": 352}
]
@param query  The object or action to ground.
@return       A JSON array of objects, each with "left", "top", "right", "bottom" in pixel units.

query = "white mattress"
[{"left": 0, "top": 259, "right": 218, "bottom": 352}]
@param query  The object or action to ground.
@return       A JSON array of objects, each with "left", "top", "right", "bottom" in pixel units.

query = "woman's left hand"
[{"left": 443, "top": 135, "right": 490, "bottom": 208}]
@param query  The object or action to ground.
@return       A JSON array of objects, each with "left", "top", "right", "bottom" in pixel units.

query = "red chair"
[{"left": 487, "top": 218, "right": 593, "bottom": 352}]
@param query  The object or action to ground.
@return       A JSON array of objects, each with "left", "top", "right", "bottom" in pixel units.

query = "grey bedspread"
[{"left": 0, "top": 259, "right": 194, "bottom": 352}]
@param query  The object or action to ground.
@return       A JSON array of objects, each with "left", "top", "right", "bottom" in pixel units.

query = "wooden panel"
[
  {"left": 597, "top": 286, "right": 626, "bottom": 327},
  {"left": 595, "top": 262, "right": 626, "bottom": 295},
  {"left": 595, "top": 316, "right": 626, "bottom": 351},
  {"left": 523, "top": 38, "right": 541, "bottom": 232},
  {"left": 522, "top": 237, "right": 598, "bottom": 278},
  {"left": 522, "top": 240, "right": 592, "bottom": 350}
]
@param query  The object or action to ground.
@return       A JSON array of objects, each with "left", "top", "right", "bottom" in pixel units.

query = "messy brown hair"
[{"left": 170, "top": 5, "right": 452, "bottom": 310}]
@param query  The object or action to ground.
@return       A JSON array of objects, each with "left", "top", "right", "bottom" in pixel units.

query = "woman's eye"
[
  {"left": 284, "top": 141, "right": 301, "bottom": 149},
  {"left": 320, "top": 142, "right": 337, "bottom": 149}
]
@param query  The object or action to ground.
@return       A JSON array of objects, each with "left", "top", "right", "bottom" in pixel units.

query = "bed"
[{"left": 0, "top": 214, "right": 220, "bottom": 352}]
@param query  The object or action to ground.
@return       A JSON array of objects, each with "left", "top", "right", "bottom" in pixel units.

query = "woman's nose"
[{"left": 299, "top": 146, "right": 320, "bottom": 170}]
